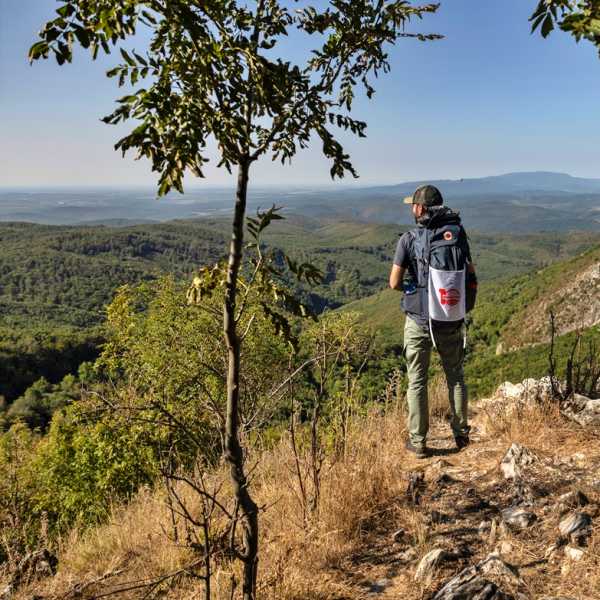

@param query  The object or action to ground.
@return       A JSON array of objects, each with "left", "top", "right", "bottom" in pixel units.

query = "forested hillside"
[
  {"left": 1, "top": 218, "right": 599, "bottom": 406},
  {"left": 0, "top": 221, "right": 226, "bottom": 329},
  {"left": 2, "top": 218, "right": 598, "bottom": 331},
  {"left": 0, "top": 222, "right": 226, "bottom": 404},
  {"left": 1, "top": 236, "right": 598, "bottom": 600}
]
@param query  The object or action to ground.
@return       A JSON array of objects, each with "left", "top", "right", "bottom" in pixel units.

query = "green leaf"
[
  {"left": 133, "top": 52, "right": 147, "bottom": 66},
  {"left": 530, "top": 12, "right": 546, "bottom": 34},
  {"left": 120, "top": 47, "right": 136, "bottom": 66},
  {"left": 541, "top": 14, "right": 555, "bottom": 38},
  {"left": 74, "top": 27, "right": 91, "bottom": 49},
  {"left": 56, "top": 4, "right": 75, "bottom": 19},
  {"left": 28, "top": 41, "right": 49, "bottom": 62}
]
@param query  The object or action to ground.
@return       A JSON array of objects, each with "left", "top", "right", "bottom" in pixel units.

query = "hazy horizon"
[{"left": 2, "top": 169, "right": 600, "bottom": 193}]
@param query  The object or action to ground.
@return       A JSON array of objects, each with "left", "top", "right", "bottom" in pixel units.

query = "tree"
[
  {"left": 30, "top": 2, "right": 440, "bottom": 597},
  {"left": 530, "top": 0, "right": 600, "bottom": 53}
]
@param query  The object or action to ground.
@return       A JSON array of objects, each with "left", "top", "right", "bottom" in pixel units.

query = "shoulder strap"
[{"left": 412, "top": 228, "right": 431, "bottom": 288}]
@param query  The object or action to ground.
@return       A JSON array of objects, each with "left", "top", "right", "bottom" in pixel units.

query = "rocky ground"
[
  {"left": 326, "top": 379, "right": 600, "bottom": 599},
  {"left": 5, "top": 378, "right": 599, "bottom": 600}
]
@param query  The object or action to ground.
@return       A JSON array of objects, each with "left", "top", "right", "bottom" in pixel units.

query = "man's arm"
[
  {"left": 389, "top": 264, "right": 406, "bottom": 290},
  {"left": 390, "top": 233, "right": 410, "bottom": 290}
]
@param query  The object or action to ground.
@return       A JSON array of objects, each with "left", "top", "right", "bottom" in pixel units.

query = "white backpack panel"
[{"left": 428, "top": 266, "right": 466, "bottom": 322}]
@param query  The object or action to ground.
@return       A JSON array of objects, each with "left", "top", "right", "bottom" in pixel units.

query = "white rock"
[
  {"left": 479, "top": 553, "right": 523, "bottom": 587},
  {"left": 500, "top": 443, "right": 537, "bottom": 479},
  {"left": 415, "top": 548, "right": 448, "bottom": 581},
  {"left": 559, "top": 512, "right": 591, "bottom": 537},
  {"left": 564, "top": 546, "right": 585, "bottom": 561},
  {"left": 495, "top": 377, "right": 561, "bottom": 404},
  {"left": 501, "top": 506, "right": 536, "bottom": 529},
  {"left": 432, "top": 553, "right": 522, "bottom": 600},
  {"left": 563, "top": 395, "right": 600, "bottom": 427},
  {"left": 496, "top": 381, "right": 526, "bottom": 400}
]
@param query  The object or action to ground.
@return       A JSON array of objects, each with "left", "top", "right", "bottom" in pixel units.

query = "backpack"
[{"left": 411, "top": 223, "right": 470, "bottom": 341}]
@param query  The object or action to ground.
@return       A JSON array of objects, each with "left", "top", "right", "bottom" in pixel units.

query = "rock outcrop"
[
  {"left": 432, "top": 553, "right": 522, "bottom": 600},
  {"left": 561, "top": 394, "right": 600, "bottom": 427}
]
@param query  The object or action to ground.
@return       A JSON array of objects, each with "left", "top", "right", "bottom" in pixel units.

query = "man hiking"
[{"left": 389, "top": 185, "right": 477, "bottom": 458}]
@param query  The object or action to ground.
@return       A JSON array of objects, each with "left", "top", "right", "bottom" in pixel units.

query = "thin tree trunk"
[{"left": 223, "top": 158, "right": 258, "bottom": 600}]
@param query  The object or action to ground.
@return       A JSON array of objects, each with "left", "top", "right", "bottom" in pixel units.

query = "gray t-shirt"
[{"left": 393, "top": 232, "right": 418, "bottom": 281}]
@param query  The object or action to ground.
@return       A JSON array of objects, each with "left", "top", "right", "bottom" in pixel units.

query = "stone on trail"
[
  {"left": 500, "top": 443, "right": 537, "bottom": 480},
  {"left": 559, "top": 512, "right": 592, "bottom": 538},
  {"left": 415, "top": 548, "right": 450, "bottom": 582},
  {"left": 564, "top": 546, "right": 585, "bottom": 561},
  {"left": 432, "top": 553, "right": 522, "bottom": 600},
  {"left": 493, "top": 377, "right": 560, "bottom": 405},
  {"left": 479, "top": 554, "right": 523, "bottom": 587},
  {"left": 562, "top": 394, "right": 600, "bottom": 427},
  {"left": 501, "top": 506, "right": 537, "bottom": 529},
  {"left": 558, "top": 490, "right": 589, "bottom": 508}
]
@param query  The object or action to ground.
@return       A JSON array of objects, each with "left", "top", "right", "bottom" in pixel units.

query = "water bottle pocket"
[{"left": 401, "top": 290, "right": 422, "bottom": 314}]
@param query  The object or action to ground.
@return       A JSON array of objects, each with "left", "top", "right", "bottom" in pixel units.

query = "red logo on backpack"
[{"left": 439, "top": 288, "right": 460, "bottom": 306}]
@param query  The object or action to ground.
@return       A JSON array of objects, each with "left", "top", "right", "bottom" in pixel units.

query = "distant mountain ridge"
[
  {"left": 1, "top": 171, "right": 600, "bottom": 232},
  {"left": 359, "top": 171, "right": 600, "bottom": 197},
  {"left": 287, "top": 172, "right": 600, "bottom": 232}
]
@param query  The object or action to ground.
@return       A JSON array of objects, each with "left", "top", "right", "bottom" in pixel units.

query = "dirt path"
[{"left": 333, "top": 406, "right": 600, "bottom": 599}]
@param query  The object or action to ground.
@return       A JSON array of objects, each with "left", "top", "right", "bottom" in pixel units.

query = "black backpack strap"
[
  {"left": 410, "top": 228, "right": 431, "bottom": 323},
  {"left": 412, "top": 228, "right": 431, "bottom": 287}
]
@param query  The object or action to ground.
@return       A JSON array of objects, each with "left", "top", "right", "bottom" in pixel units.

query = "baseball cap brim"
[{"left": 403, "top": 196, "right": 415, "bottom": 204}]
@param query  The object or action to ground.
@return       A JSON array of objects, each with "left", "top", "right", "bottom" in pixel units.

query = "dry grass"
[
  {"left": 15, "top": 395, "right": 600, "bottom": 600},
  {"left": 428, "top": 374, "right": 450, "bottom": 422}
]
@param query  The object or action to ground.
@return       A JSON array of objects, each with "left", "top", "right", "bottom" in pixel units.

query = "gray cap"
[{"left": 403, "top": 184, "right": 444, "bottom": 207}]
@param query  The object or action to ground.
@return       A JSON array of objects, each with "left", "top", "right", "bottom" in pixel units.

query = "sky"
[{"left": 1, "top": 0, "right": 600, "bottom": 188}]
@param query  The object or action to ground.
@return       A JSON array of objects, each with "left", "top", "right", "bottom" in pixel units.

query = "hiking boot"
[
  {"left": 454, "top": 434, "right": 470, "bottom": 450},
  {"left": 405, "top": 439, "right": 429, "bottom": 459}
]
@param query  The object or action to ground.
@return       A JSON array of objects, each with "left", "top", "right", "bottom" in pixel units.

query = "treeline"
[
  {"left": 0, "top": 327, "right": 101, "bottom": 402},
  {"left": 0, "top": 222, "right": 227, "bottom": 328},
  {"left": 0, "top": 276, "right": 393, "bottom": 557},
  {"left": 0, "top": 221, "right": 396, "bottom": 412},
  {"left": 2, "top": 220, "right": 599, "bottom": 419}
]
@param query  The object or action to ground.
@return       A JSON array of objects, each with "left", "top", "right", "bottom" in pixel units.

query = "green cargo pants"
[{"left": 403, "top": 316, "right": 469, "bottom": 445}]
